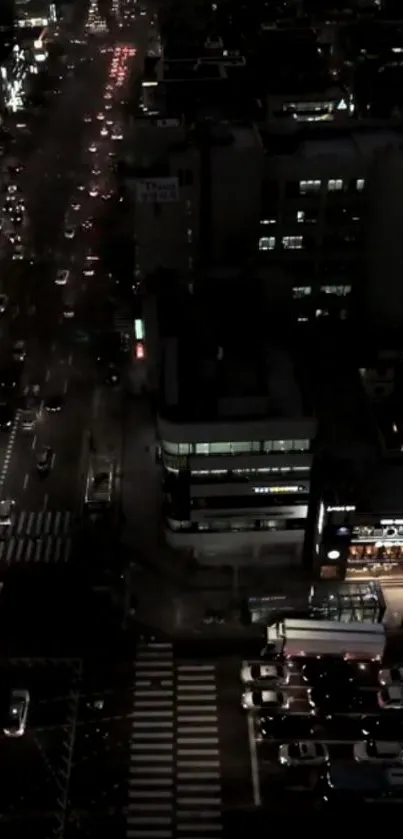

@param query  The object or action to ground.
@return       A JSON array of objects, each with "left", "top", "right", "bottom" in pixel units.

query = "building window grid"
[
  {"left": 327, "top": 179, "right": 344, "bottom": 192},
  {"left": 283, "top": 235, "right": 303, "bottom": 250},
  {"left": 259, "top": 236, "right": 276, "bottom": 251},
  {"left": 299, "top": 179, "right": 321, "bottom": 195},
  {"left": 162, "top": 440, "right": 311, "bottom": 456}
]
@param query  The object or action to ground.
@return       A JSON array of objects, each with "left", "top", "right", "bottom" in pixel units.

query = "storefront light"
[{"left": 327, "top": 550, "right": 341, "bottom": 560}]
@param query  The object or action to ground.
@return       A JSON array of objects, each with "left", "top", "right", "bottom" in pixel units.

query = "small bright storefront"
[{"left": 318, "top": 504, "right": 403, "bottom": 582}]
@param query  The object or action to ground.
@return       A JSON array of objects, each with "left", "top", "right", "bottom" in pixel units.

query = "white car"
[
  {"left": 279, "top": 741, "right": 329, "bottom": 767},
  {"left": 88, "top": 144, "right": 98, "bottom": 153},
  {"left": 12, "top": 245, "right": 25, "bottom": 260},
  {"left": 100, "top": 127, "right": 108, "bottom": 137},
  {"left": 84, "top": 115, "right": 92, "bottom": 123},
  {"left": 379, "top": 668, "right": 403, "bottom": 686},
  {"left": 55, "top": 269, "right": 69, "bottom": 286},
  {"left": 4, "top": 689, "right": 30, "bottom": 737},
  {"left": 378, "top": 686, "right": 403, "bottom": 709},
  {"left": 89, "top": 185, "right": 99, "bottom": 197},
  {"left": 240, "top": 662, "right": 289, "bottom": 685},
  {"left": 71, "top": 202, "right": 81, "bottom": 212},
  {"left": 354, "top": 740, "right": 403, "bottom": 763},
  {"left": 0, "top": 294, "right": 8, "bottom": 313},
  {"left": 111, "top": 129, "right": 123, "bottom": 140},
  {"left": 242, "top": 689, "right": 289, "bottom": 711},
  {"left": 0, "top": 499, "right": 14, "bottom": 526},
  {"left": 65, "top": 227, "right": 76, "bottom": 239}
]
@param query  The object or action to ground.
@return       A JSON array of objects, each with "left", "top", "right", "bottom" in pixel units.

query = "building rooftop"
[
  {"left": 157, "top": 277, "right": 311, "bottom": 423},
  {"left": 260, "top": 121, "right": 403, "bottom": 158}
]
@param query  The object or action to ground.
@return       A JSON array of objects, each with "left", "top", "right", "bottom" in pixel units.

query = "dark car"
[
  {"left": 259, "top": 714, "right": 325, "bottom": 741},
  {"left": 44, "top": 393, "right": 64, "bottom": 413},
  {"left": 301, "top": 659, "right": 355, "bottom": 687},
  {"left": 0, "top": 402, "right": 14, "bottom": 430},
  {"left": 360, "top": 714, "right": 403, "bottom": 741},
  {"left": 104, "top": 363, "right": 119, "bottom": 386},
  {"left": 0, "top": 364, "right": 20, "bottom": 392},
  {"left": 309, "top": 686, "right": 377, "bottom": 717}
]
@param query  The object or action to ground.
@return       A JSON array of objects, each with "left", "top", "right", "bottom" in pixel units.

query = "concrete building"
[
  {"left": 124, "top": 117, "right": 264, "bottom": 277},
  {"left": 258, "top": 122, "right": 403, "bottom": 322},
  {"left": 155, "top": 284, "right": 316, "bottom": 566}
]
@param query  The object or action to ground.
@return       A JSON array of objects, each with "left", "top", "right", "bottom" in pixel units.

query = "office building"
[
  {"left": 125, "top": 117, "right": 264, "bottom": 277},
  {"left": 156, "top": 283, "right": 316, "bottom": 566}
]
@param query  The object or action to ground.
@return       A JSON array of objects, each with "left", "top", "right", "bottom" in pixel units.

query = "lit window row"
[
  {"left": 293, "top": 285, "right": 351, "bottom": 298},
  {"left": 162, "top": 440, "right": 311, "bottom": 456},
  {"left": 299, "top": 178, "right": 365, "bottom": 194},
  {"left": 259, "top": 236, "right": 303, "bottom": 251}
]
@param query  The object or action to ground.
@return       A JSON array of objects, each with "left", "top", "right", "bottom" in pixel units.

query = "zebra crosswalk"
[
  {"left": 128, "top": 642, "right": 222, "bottom": 839},
  {"left": 0, "top": 510, "right": 73, "bottom": 564},
  {"left": 8, "top": 510, "right": 73, "bottom": 537}
]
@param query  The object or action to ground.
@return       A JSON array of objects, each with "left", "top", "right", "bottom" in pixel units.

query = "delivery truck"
[{"left": 266, "top": 618, "right": 386, "bottom": 661}]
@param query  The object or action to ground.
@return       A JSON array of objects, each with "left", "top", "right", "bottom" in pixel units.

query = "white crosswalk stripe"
[
  {"left": 10, "top": 510, "right": 72, "bottom": 537},
  {"left": 0, "top": 511, "right": 73, "bottom": 564},
  {"left": 127, "top": 645, "right": 222, "bottom": 839}
]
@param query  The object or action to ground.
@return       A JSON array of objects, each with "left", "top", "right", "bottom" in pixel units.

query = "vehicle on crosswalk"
[
  {"left": 379, "top": 667, "right": 403, "bottom": 686},
  {"left": 3, "top": 689, "right": 30, "bottom": 737},
  {"left": 242, "top": 689, "right": 290, "bottom": 711},
  {"left": 240, "top": 662, "right": 290, "bottom": 686},
  {"left": 36, "top": 446, "right": 53, "bottom": 474},
  {"left": 354, "top": 740, "right": 403, "bottom": 764},
  {"left": 279, "top": 741, "right": 330, "bottom": 767},
  {"left": 0, "top": 499, "right": 14, "bottom": 526}
]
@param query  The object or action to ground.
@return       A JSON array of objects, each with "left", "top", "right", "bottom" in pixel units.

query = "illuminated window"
[
  {"left": 299, "top": 179, "right": 321, "bottom": 194},
  {"left": 293, "top": 286, "right": 311, "bottom": 298},
  {"left": 356, "top": 178, "right": 365, "bottom": 191},
  {"left": 282, "top": 236, "right": 303, "bottom": 250},
  {"left": 259, "top": 236, "right": 275, "bottom": 251},
  {"left": 321, "top": 285, "right": 351, "bottom": 296},
  {"left": 327, "top": 179, "right": 343, "bottom": 191}
]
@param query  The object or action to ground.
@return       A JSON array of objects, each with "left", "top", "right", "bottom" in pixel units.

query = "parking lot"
[
  {"left": 0, "top": 658, "right": 81, "bottom": 835},
  {"left": 240, "top": 650, "right": 403, "bottom": 813}
]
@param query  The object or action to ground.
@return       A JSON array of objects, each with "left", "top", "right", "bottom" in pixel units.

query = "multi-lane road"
[{"left": 0, "top": 7, "right": 149, "bottom": 571}]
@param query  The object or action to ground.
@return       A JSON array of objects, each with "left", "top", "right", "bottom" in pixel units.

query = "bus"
[
  {"left": 266, "top": 618, "right": 386, "bottom": 661},
  {"left": 84, "top": 454, "right": 114, "bottom": 513}
]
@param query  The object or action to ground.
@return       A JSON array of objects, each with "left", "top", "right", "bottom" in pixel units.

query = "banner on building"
[{"left": 135, "top": 177, "right": 179, "bottom": 204}]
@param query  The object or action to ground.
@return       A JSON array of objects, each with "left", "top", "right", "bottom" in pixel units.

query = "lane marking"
[
  {"left": 31, "top": 435, "right": 37, "bottom": 450},
  {"left": 247, "top": 712, "right": 261, "bottom": 806},
  {"left": 23, "top": 473, "right": 29, "bottom": 490},
  {"left": 45, "top": 368, "right": 50, "bottom": 381},
  {"left": 43, "top": 493, "right": 48, "bottom": 510},
  {"left": 0, "top": 411, "right": 20, "bottom": 488},
  {"left": 63, "top": 379, "right": 68, "bottom": 393}
]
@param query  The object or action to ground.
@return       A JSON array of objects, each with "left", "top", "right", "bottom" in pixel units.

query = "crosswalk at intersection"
[
  {"left": 0, "top": 510, "right": 73, "bottom": 564},
  {"left": 128, "top": 641, "right": 222, "bottom": 839}
]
